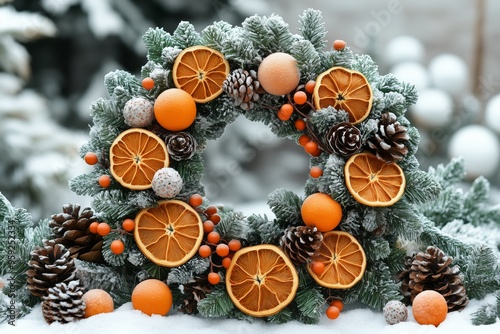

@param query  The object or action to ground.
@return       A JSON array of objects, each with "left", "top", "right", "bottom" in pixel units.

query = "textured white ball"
[
  {"left": 428, "top": 54, "right": 468, "bottom": 97},
  {"left": 448, "top": 125, "right": 500, "bottom": 178},
  {"left": 152, "top": 167, "right": 183, "bottom": 198},
  {"left": 386, "top": 36, "right": 425, "bottom": 65},
  {"left": 390, "top": 62, "right": 430, "bottom": 91},
  {"left": 383, "top": 300, "right": 408, "bottom": 325},
  {"left": 123, "top": 97, "right": 154, "bottom": 127},
  {"left": 410, "top": 89, "right": 453, "bottom": 128},
  {"left": 485, "top": 94, "right": 500, "bottom": 134}
]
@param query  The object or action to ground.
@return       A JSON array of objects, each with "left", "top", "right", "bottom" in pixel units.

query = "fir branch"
[
  {"left": 102, "top": 232, "right": 127, "bottom": 267},
  {"left": 338, "top": 209, "right": 362, "bottom": 236},
  {"left": 223, "top": 34, "right": 262, "bottom": 66},
  {"left": 377, "top": 73, "right": 403, "bottom": 93},
  {"left": 0, "top": 192, "right": 14, "bottom": 221},
  {"left": 267, "top": 307, "right": 293, "bottom": 324},
  {"left": 362, "top": 236, "right": 391, "bottom": 261},
  {"left": 298, "top": 8, "right": 326, "bottom": 51},
  {"left": 69, "top": 169, "right": 107, "bottom": 197},
  {"left": 403, "top": 168, "right": 442, "bottom": 205},
  {"left": 246, "top": 214, "right": 282, "bottom": 245},
  {"left": 361, "top": 208, "right": 378, "bottom": 232},
  {"left": 91, "top": 190, "right": 143, "bottom": 222},
  {"left": 267, "top": 188, "right": 303, "bottom": 229},
  {"left": 170, "top": 153, "right": 205, "bottom": 184},
  {"left": 103, "top": 70, "right": 143, "bottom": 106},
  {"left": 462, "top": 176, "right": 491, "bottom": 225},
  {"left": 404, "top": 125, "right": 420, "bottom": 158},
  {"left": 419, "top": 187, "right": 463, "bottom": 227},
  {"left": 471, "top": 303, "right": 498, "bottom": 326},
  {"left": 427, "top": 157, "right": 466, "bottom": 189},
  {"left": 308, "top": 107, "right": 349, "bottom": 137},
  {"left": 265, "top": 14, "right": 295, "bottom": 53},
  {"left": 351, "top": 54, "right": 379, "bottom": 83},
  {"left": 167, "top": 258, "right": 210, "bottom": 285},
  {"left": 143, "top": 261, "right": 170, "bottom": 280},
  {"left": 316, "top": 154, "right": 353, "bottom": 207},
  {"left": 399, "top": 82, "right": 419, "bottom": 107},
  {"left": 215, "top": 210, "right": 249, "bottom": 241},
  {"left": 142, "top": 27, "right": 172, "bottom": 63},
  {"left": 290, "top": 39, "right": 321, "bottom": 81},
  {"left": 294, "top": 285, "right": 324, "bottom": 324},
  {"left": 172, "top": 21, "right": 201, "bottom": 49},
  {"left": 384, "top": 204, "right": 423, "bottom": 242},
  {"left": 201, "top": 21, "right": 233, "bottom": 51},
  {"left": 459, "top": 246, "right": 500, "bottom": 300},
  {"left": 382, "top": 92, "right": 406, "bottom": 117},
  {"left": 197, "top": 286, "right": 234, "bottom": 317},
  {"left": 320, "top": 48, "right": 355, "bottom": 71}
]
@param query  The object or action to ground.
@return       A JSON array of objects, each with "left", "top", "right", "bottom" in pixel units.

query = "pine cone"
[
  {"left": 398, "top": 246, "right": 469, "bottom": 312},
  {"left": 366, "top": 112, "right": 409, "bottom": 163},
  {"left": 42, "top": 280, "right": 85, "bottom": 324},
  {"left": 281, "top": 226, "right": 323, "bottom": 265},
  {"left": 180, "top": 277, "right": 213, "bottom": 314},
  {"left": 165, "top": 132, "right": 197, "bottom": 161},
  {"left": 324, "top": 122, "right": 362, "bottom": 156},
  {"left": 26, "top": 240, "right": 77, "bottom": 297},
  {"left": 223, "top": 68, "right": 264, "bottom": 110},
  {"left": 49, "top": 204, "right": 103, "bottom": 263}
]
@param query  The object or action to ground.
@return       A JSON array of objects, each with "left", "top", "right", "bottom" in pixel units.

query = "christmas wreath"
[{"left": 3, "top": 9, "right": 500, "bottom": 327}]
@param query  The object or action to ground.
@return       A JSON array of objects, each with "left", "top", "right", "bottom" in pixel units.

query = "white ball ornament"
[
  {"left": 448, "top": 125, "right": 500, "bottom": 178},
  {"left": 383, "top": 300, "right": 408, "bottom": 325},
  {"left": 152, "top": 167, "right": 183, "bottom": 198},
  {"left": 485, "top": 94, "right": 500, "bottom": 134},
  {"left": 390, "top": 62, "right": 430, "bottom": 91},
  {"left": 428, "top": 54, "right": 468, "bottom": 97},
  {"left": 386, "top": 35, "right": 425, "bottom": 65},
  {"left": 410, "top": 89, "right": 453, "bottom": 128},
  {"left": 123, "top": 97, "right": 154, "bottom": 127}
]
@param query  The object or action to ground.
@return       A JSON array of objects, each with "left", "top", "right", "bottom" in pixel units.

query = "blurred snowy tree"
[{"left": 0, "top": 1, "right": 87, "bottom": 220}]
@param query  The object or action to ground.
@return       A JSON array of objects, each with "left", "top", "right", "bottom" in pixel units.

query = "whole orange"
[
  {"left": 301, "top": 193, "right": 342, "bottom": 232},
  {"left": 82, "top": 289, "right": 114, "bottom": 318},
  {"left": 412, "top": 290, "right": 448, "bottom": 326},
  {"left": 131, "top": 279, "right": 172, "bottom": 316},
  {"left": 257, "top": 53, "right": 300, "bottom": 96},
  {"left": 154, "top": 88, "right": 197, "bottom": 131}
]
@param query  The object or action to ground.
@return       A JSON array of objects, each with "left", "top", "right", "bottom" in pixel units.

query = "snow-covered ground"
[{"left": 2, "top": 294, "right": 499, "bottom": 334}]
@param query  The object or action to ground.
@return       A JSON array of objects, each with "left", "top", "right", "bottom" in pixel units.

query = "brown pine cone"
[
  {"left": 42, "top": 280, "right": 85, "bottom": 324},
  {"left": 50, "top": 204, "right": 103, "bottom": 263},
  {"left": 324, "top": 122, "right": 362, "bottom": 156},
  {"left": 180, "top": 277, "right": 213, "bottom": 314},
  {"left": 223, "top": 68, "right": 264, "bottom": 110},
  {"left": 26, "top": 240, "right": 77, "bottom": 297},
  {"left": 165, "top": 132, "right": 197, "bottom": 161},
  {"left": 281, "top": 226, "right": 323, "bottom": 265},
  {"left": 398, "top": 246, "right": 469, "bottom": 312},
  {"left": 366, "top": 112, "right": 409, "bottom": 163}
]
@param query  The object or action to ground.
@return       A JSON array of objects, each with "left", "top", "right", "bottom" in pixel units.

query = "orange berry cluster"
[
  {"left": 83, "top": 152, "right": 113, "bottom": 189},
  {"left": 189, "top": 195, "right": 242, "bottom": 285},
  {"left": 326, "top": 299, "right": 344, "bottom": 320},
  {"left": 89, "top": 219, "right": 136, "bottom": 255},
  {"left": 276, "top": 80, "right": 316, "bottom": 122}
]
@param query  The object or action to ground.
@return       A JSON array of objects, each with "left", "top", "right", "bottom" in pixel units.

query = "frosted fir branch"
[
  {"left": 339, "top": 210, "right": 362, "bottom": 236},
  {"left": 102, "top": 232, "right": 127, "bottom": 267},
  {"left": 427, "top": 157, "right": 467, "bottom": 188},
  {"left": 74, "top": 259, "right": 130, "bottom": 300},
  {"left": 197, "top": 286, "right": 234, "bottom": 318},
  {"left": 215, "top": 210, "right": 249, "bottom": 241},
  {"left": 377, "top": 74, "right": 403, "bottom": 93},
  {"left": 290, "top": 39, "right": 321, "bottom": 82},
  {"left": 308, "top": 107, "right": 349, "bottom": 138},
  {"left": 222, "top": 35, "right": 262, "bottom": 66},
  {"left": 361, "top": 208, "right": 378, "bottom": 232},
  {"left": 142, "top": 27, "right": 172, "bottom": 63},
  {"left": 267, "top": 188, "right": 303, "bottom": 228},
  {"left": 161, "top": 47, "right": 182, "bottom": 66},
  {"left": 298, "top": 8, "right": 327, "bottom": 51},
  {"left": 419, "top": 187, "right": 463, "bottom": 227},
  {"left": 246, "top": 214, "right": 282, "bottom": 245},
  {"left": 264, "top": 14, "right": 295, "bottom": 53},
  {"left": 170, "top": 153, "right": 205, "bottom": 184},
  {"left": 382, "top": 92, "right": 407, "bottom": 117},
  {"left": 351, "top": 54, "right": 379, "bottom": 83},
  {"left": 320, "top": 48, "right": 355, "bottom": 71},
  {"left": 0, "top": 192, "right": 14, "bottom": 223},
  {"left": 294, "top": 285, "right": 324, "bottom": 324},
  {"left": 403, "top": 125, "right": 420, "bottom": 158},
  {"left": 472, "top": 302, "right": 498, "bottom": 326},
  {"left": 459, "top": 246, "right": 500, "bottom": 300},
  {"left": 403, "top": 168, "right": 442, "bottom": 205},
  {"left": 91, "top": 190, "right": 143, "bottom": 222},
  {"left": 362, "top": 236, "right": 391, "bottom": 261},
  {"left": 399, "top": 82, "right": 419, "bottom": 107},
  {"left": 104, "top": 70, "right": 142, "bottom": 101},
  {"left": 201, "top": 21, "right": 233, "bottom": 51},
  {"left": 385, "top": 204, "right": 423, "bottom": 242},
  {"left": 172, "top": 21, "right": 201, "bottom": 49},
  {"left": 69, "top": 169, "right": 107, "bottom": 197},
  {"left": 89, "top": 98, "right": 126, "bottom": 132},
  {"left": 167, "top": 258, "right": 210, "bottom": 285},
  {"left": 267, "top": 307, "right": 293, "bottom": 324},
  {"left": 316, "top": 154, "right": 353, "bottom": 207}
]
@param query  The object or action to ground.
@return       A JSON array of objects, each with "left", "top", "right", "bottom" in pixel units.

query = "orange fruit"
[
  {"left": 226, "top": 244, "right": 299, "bottom": 317},
  {"left": 301, "top": 193, "right": 342, "bottom": 232},
  {"left": 154, "top": 88, "right": 197, "bottom": 131},
  {"left": 412, "top": 290, "right": 448, "bottom": 326},
  {"left": 82, "top": 289, "right": 114, "bottom": 318},
  {"left": 131, "top": 279, "right": 172, "bottom": 316},
  {"left": 172, "top": 46, "right": 230, "bottom": 103},
  {"left": 109, "top": 128, "right": 169, "bottom": 190},
  {"left": 307, "top": 231, "right": 366, "bottom": 289},
  {"left": 258, "top": 53, "right": 300, "bottom": 96},
  {"left": 344, "top": 152, "right": 406, "bottom": 207},
  {"left": 313, "top": 67, "right": 372, "bottom": 124},
  {"left": 134, "top": 200, "right": 203, "bottom": 267}
]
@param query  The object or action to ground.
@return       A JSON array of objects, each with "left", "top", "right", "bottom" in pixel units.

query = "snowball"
[
  {"left": 448, "top": 125, "right": 500, "bottom": 178},
  {"left": 390, "top": 61, "right": 429, "bottom": 91},
  {"left": 410, "top": 89, "right": 453, "bottom": 128},
  {"left": 152, "top": 168, "right": 183, "bottom": 199},
  {"left": 383, "top": 300, "right": 408, "bottom": 325},
  {"left": 386, "top": 35, "right": 425, "bottom": 65},
  {"left": 123, "top": 97, "right": 154, "bottom": 127},
  {"left": 485, "top": 94, "right": 500, "bottom": 134},
  {"left": 428, "top": 54, "right": 468, "bottom": 97}
]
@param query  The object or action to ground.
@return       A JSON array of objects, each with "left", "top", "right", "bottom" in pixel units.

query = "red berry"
[
  {"left": 209, "top": 214, "right": 221, "bottom": 225},
  {"left": 207, "top": 272, "right": 221, "bottom": 285},
  {"left": 330, "top": 299, "right": 344, "bottom": 312},
  {"left": 89, "top": 222, "right": 99, "bottom": 234},
  {"left": 216, "top": 244, "right": 230, "bottom": 257},
  {"left": 228, "top": 239, "right": 241, "bottom": 252},
  {"left": 280, "top": 104, "right": 294, "bottom": 116},
  {"left": 142, "top": 77, "right": 154, "bottom": 90},
  {"left": 304, "top": 141, "right": 319, "bottom": 154},
  {"left": 333, "top": 40, "right": 347, "bottom": 51},
  {"left": 293, "top": 91, "right": 307, "bottom": 105},
  {"left": 294, "top": 119, "right": 306, "bottom": 131},
  {"left": 110, "top": 239, "right": 125, "bottom": 255},
  {"left": 326, "top": 305, "right": 340, "bottom": 320},
  {"left": 98, "top": 175, "right": 111, "bottom": 188},
  {"left": 203, "top": 220, "right": 215, "bottom": 233},
  {"left": 205, "top": 206, "right": 218, "bottom": 216},
  {"left": 84, "top": 152, "right": 98, "bottom": 165},
  {"left": 189, "top": 194, "right": 203, "bottom": 207},
  {"left": 198, "top": 245, "right": 212, "bottom": 258},
  {"left": 222, "top": 257, "right": 232, "bottom": 269},
  {"left": 96, "top": 222, "right": 111, "bottom": 236},
  {"left": 207, "top": 231, "right": 221, "bottom": 244},
  {"left": 305, "top": 80, "right": 316, "bottom": 94},
  {"left": 277, "top": 110, "right": 291, "bottom": 121},
  {"left": 310, "top": 166, "right": 323, "bottom": 178},
  {"left": 122, "top": 219, "right": 135, "bottom": 232},
  {"left": 298, "top": 134, "right": 311, "bottom": 146},
  {"left": 310, "top": 261, "right": 325, "bottom": 275}
]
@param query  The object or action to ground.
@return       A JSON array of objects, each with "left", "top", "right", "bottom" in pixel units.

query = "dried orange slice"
[
  {"left": 134, "top": 200, "right": 203, "bottom": 267},
  {"left": 226, "top": 245, "right": 299, "bottom": 317},
  {"left": 308, "top": 231, "right": 366, "bottom": 289},
  {"left": 109, "top": 128, "right": 169, "bottom": 190},
  {"left": 173, "top": 46, "right": 230, "bottom": 103},
  {"left": 344, "top": 152, "right": 406, "bottom": 207},
  {"left": 313, "top": 67, "right": 372, "bottom": 124}
]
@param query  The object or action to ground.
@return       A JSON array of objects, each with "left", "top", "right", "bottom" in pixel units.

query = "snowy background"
[{"left": 1, "top": 0, "right": 500, "bottom": 332}]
